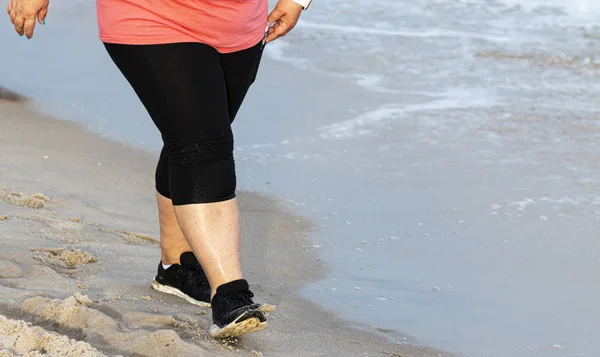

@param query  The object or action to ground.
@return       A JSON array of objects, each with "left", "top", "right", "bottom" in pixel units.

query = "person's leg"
[
  {"left": 103, "top": 41, "right": 265, "bottom": 337},
  {"left": 174, "top": 198, "right": 242, "bottom": 293},
  {"left": 147, "top": 136, "right": 213, "bottom": 305},
  {"left": 219, "top": 41, "right": 265, "bottom": 124},
  {"left": 158, "top": 41, "right": 265, "bottom": 271},
  {"left": 156, "top": 189, "right": 191, "bottom": 265},
  {"left": 153, "top": 41, "right": 265, "bottom": 308},
  {"left": 154, "top": 183, "right": 212, "bottom": 307},
  {"left": 175, "top": 40, "right": 265, "bottom": 293},
  {"left": 155, "top": 146, "right": 193, "bottom": 265}
]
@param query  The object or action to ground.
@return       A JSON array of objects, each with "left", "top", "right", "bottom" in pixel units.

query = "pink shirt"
[{"left": 96, "top": 0, "right": 268, "bottom": 53}]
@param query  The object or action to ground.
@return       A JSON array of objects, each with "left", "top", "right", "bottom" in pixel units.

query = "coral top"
[{"left": 96, "top": 0, "right": 268, "bottom": 53}]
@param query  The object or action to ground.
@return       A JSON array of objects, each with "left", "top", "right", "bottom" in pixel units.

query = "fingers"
[
  {"left": 265, "top": 22, "right": 290, "bottom": 43},
  {"left": 9, "top": 3, "right": 17, "bottom": 24},
  {"left": 38, "top": 6, "right": 48, "bottom": 24},
  {"left": 265, "top": 0, "right": 303, "bottom": 44},
  {"left": 24, "top": 16, "right": 36, "bottom": 38},
  {"left": 13, "top": 15, "right": 24, "bottom": 36},
  {"left": 266, "top": 17, "right": 299, "bottom": 44},
  {"left": 267, "top": 6, "right": 284, "bottom": 25}
]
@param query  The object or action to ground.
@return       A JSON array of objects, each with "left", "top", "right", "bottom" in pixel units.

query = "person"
[{"left": 7, "top": 0, "right": 311, "bottom": 339}]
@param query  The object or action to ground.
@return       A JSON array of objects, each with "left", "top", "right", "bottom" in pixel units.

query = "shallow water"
[{"left": 2, "top": 0, "right": 600, "bottom": 356}]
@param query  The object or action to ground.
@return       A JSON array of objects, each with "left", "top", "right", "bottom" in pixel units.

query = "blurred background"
[{"left": 2, "top": 0, "right": 600, "bottom": 356}]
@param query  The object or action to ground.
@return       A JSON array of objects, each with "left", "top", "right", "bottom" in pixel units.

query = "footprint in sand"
[
  {"left": 18, "top": 294, "right": 210, "bottom": 357},
  {"left": 0, "top": 260, "right": 24, "bottom": 278}
]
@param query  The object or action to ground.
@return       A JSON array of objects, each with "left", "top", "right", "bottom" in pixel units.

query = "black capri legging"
[{"left": 104, "top": 41, "right": 264, "bottom": 205}]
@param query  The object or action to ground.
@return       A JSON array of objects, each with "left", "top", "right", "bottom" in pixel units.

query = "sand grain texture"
[
  {"left": 31, "top": 248, "right": 98, "bottom": 269},
  {"left": 0, "top": 315, "right": 118, "bottom": 357},
  {"left": 2, "top": 192, "right": 49, "bottom": 209}
]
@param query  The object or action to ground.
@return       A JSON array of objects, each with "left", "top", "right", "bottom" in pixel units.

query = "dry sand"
[{"left": 0, "top": 91, "right": 454, "bottom": 357}]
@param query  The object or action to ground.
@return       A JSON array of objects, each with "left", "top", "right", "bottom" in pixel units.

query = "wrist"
[{"left": 291, "top": 0, "right": 311, "bottom": 10}]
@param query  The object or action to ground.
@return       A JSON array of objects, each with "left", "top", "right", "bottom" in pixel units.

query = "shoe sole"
[
  {"left": 151, "top": 279, "right": 211, "bottom": 308},
  {"left": 209, "top": 309, "right": 267, "bottom": 339}
]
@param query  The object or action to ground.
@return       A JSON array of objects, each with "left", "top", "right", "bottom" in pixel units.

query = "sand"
[
  {"left": 0, "top": 313, "right": 117, "bottom": 357},
  {"left": 0, "top": 91, "right": 453, "bottom": 357}
]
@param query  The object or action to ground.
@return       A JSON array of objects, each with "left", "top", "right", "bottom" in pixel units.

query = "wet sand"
[{"left": 0, "top": 93, "right": 453, "bottom": 357}]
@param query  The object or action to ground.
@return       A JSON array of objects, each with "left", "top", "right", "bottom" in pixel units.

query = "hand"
[
  {"left": 7, "top": 0, "right": 49, "bottom": 39},
  {"left": 265, "top": 0, "right": 304, "bottom": 44}
]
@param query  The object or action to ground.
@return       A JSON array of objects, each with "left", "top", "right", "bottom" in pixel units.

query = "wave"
[
  {"left": 297, "top": 20, "right": 510, "bottom": 42},
  {"left": 319, "top": 88, "right": 497, "bottom": 139}
]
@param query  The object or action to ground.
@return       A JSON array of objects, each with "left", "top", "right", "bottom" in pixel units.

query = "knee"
[
  {"left": 169, "top": 136, "right": 233, "bottom": 165},
  {"left": 167, "top": 136, "right": 236, "bottom": 205}
]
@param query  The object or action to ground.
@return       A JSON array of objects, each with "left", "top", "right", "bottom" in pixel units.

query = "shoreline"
[{"left": 0, "top": 92, "right": 454, "bottom": 357}]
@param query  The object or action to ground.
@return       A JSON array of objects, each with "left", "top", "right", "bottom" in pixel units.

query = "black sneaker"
[
  {"left": 209, "top": 279, "right": 267, "bottom": 339},
  {"left": 151, "top": 252, "right": 211, "bottom": 307}
]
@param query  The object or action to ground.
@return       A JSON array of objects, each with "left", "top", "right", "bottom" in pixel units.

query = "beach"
[
  {"left": 2, "top": 0, "right": 600, "bottom": 355},
  {"left": 0, "top": 96, "right": 451, "bottom": 356}
]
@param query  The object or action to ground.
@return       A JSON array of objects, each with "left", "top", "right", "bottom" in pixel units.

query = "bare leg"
[
  {"left": 156, "top": 190, "right": 192, "bottom": 265},
  {"left": 174, "top": 198, "right": 243, "bottom": 299}
]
